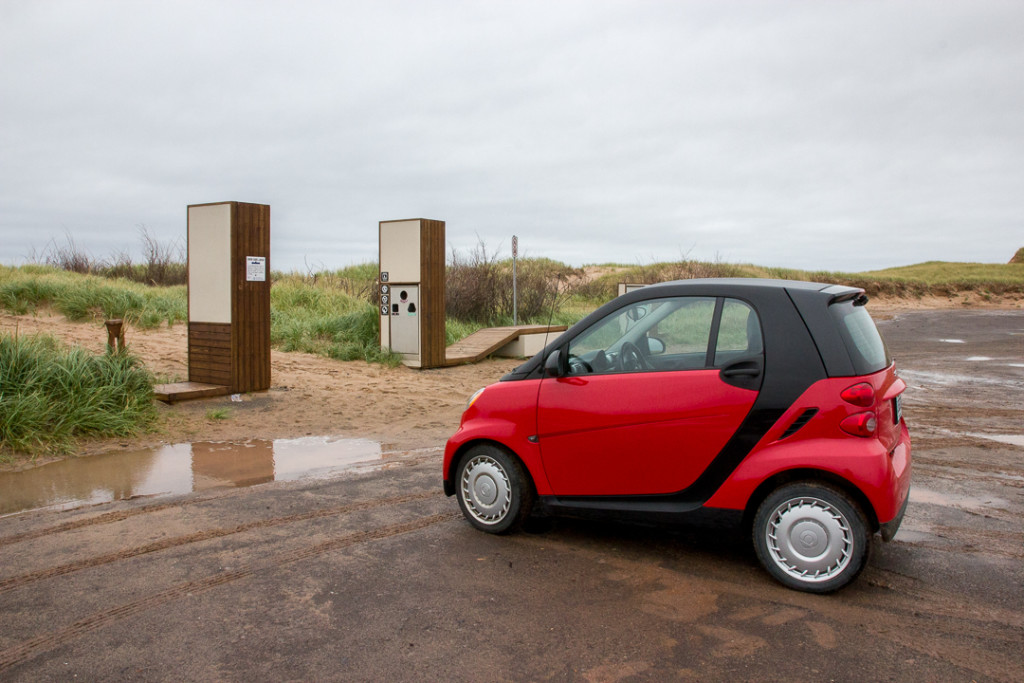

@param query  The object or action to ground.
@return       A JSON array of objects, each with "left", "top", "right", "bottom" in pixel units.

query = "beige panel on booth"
[
  {"left": 379, "top": 218, "right": 445, "bottom": 369},
  {"left": 188, "top": 204, "right": 232, "bottom": 324}
]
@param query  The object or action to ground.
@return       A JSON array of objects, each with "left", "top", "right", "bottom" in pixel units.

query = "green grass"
[
  {"left": 270, "top": 273, "right": 402, "bottom": 366},
  {"left": 205, "top": 408, "right": 232, "bottom": 421},
  {"left": 3, "top": 255, "right": 1020, "bottom": 385},
  {"left": 578, "top": 259, "right": 1024, "bottom": 301},
  {"left": 0, "top": 331, "right": 157, "bottom": 457},
  {"left": 0, "top": 265, "right": 186, "bottom": 328},
  {"left": 857, "top": 261, "right": 1024, "bottom": 285},
  {"left": 0, "top": 265, "right": 402, "bottom": 366}
]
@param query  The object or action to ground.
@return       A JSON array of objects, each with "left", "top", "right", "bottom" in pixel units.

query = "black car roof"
[{"left": 504, "top": 277, "right": 866, "bottom": 381}]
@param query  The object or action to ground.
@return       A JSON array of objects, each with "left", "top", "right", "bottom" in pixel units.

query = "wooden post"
[{"left": 104, "top": 319, "right": 125, "bottom": 352}]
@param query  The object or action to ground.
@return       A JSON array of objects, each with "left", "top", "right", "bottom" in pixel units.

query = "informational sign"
[
  {"left": 246, "top": 256, "right": 266, "bottom": 282},
  {"left": 380, "top": 271, "right": 389, "bottom": 283}
]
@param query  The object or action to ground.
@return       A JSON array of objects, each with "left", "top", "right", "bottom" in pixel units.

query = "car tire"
[
  {"left": 753, "top": 482, "right": 871, "bottom": 593},
  {"left": 455, "top": 445, "right": 534, "bottom": 534}
]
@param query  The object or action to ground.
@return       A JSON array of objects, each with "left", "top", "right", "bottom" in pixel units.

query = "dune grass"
[
  {"left": 0, "top": 265, "right": 402, "bottom": 366},
  {"left": 581, "top": 259, "right": 1024, "bottom": 301},
  {"left": 0, "top": 331, "right": 157, "bottom": 457},
  {"left": 3, "top": 253, "right": 1020, "bottom": 377},
  {"left": 270, "top": 272, "right": 402, "bottom": 365},
  {"left": 0, "top": 265, "right": 186, "bottom": 328}
]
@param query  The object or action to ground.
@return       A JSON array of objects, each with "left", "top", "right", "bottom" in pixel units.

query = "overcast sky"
[{"left": 2, "top": 0, "right": 1022, "bottom": 273}]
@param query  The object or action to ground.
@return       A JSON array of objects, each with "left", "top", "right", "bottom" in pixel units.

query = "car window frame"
[{"left": 560, "top": 295, "right": 763, "bottom": 377}]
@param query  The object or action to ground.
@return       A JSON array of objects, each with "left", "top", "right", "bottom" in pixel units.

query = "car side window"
[
  {"left": 566, "top": 297, "right": 716, "bottom": 375},
  {"left": 714, "top": 299, "right": 762, "bottom": 366}
]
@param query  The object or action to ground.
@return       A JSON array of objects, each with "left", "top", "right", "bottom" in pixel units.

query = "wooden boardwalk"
[
  {"left": 444, "top": 325, "right": 567, "bottom": 366},
  {"left": 153, "top": 381, "right": 231, "bottom": 403}
]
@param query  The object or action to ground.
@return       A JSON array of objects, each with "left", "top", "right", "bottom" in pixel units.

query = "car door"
[{"left": 536, "top": 296, "right": 763, "bottom": 496}]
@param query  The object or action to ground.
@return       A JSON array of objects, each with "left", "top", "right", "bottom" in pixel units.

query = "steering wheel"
[
  {"left": 567, "top": 354, "right": 593, "bottom": 375},
  {"left": 619, "top": 342, "right": 650, "bottom": 372}
]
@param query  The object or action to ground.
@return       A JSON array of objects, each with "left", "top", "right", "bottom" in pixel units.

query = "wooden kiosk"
[
  {"left": 378, "top": 218, "right": 446, "bottom": 369},
  {"left": 155, "top": 201, "right": 271, "bottom": 402}
]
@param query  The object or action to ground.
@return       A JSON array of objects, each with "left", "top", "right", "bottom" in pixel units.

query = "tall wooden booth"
[
  {"left": 187, "top": 201, "right": 271, "bottom": 394},
  {"left": 379, "top": 218, "right": 445, "bottom": 369}
]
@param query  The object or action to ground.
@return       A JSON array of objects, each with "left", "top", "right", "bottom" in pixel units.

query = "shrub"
[
  {"left": 31, "top": 226, "right": 187, "bottom": 287},
  {"left": 0, "top": 332, "right": 157, "bottom": 456},
  {"left": 445, "top": 241, "right": 581, "bottom": 324}
]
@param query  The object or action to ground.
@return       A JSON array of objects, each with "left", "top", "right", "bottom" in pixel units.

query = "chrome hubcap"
[
  {"left": 460, "top": 455, "right": 512, "bottom": 525},
  {"left": 765, "top": 496, "right": 853, "bottom": 582}
]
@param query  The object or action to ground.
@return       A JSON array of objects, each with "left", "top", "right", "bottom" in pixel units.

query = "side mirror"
[
  {"left": 626, "top": 306, "right": 648, "bottom": 322},
  {"left": 544, "top": 350, "right": 563, "bottom": 377},
  {"left": 646, "top": 336, "right": 666, "bottom": 355}
]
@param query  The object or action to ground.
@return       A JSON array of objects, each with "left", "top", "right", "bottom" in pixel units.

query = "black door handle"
[{"left": 722, "top": 366, "right": 760, "bottom": 377}]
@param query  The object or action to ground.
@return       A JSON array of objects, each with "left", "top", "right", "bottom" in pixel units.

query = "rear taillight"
[
  {"left": 840, "top": 382, "right": 875, "bottom": 408},
  {"left": 840, "top": 411, "right": 877, "bottom": 437}
]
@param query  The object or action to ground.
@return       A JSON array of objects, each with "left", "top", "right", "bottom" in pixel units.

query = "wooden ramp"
[
  {"left": 153, "top": 382, "right": 231, "bottom": 403},
  {"left": 444, "top": 325, "right": 567, "bottom": 366}
]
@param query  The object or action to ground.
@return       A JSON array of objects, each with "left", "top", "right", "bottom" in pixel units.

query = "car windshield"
[{"left": 829, "top": 300, "right": 891, "bottom": 375}]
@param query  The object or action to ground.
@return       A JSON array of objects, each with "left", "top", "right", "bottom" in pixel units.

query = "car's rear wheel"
[
  {"left": 456, "top": 445, "right": 534, "bottom": 534},
  {"left": 753, "top": 482, "right": 870, "bottom": 593}
]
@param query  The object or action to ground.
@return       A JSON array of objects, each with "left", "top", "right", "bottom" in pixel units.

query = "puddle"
[
  {"left": 893, "top": 528, "right": 938, "bottom": 543},
  {"left": 0, "top": 437, "right": 385, "bottom": 517},
  {"left": 963, "top": 433, "right": 1024, "bottom": 448},
  {"left": 966, "top": 356, "right": 993, "bottom": 362},
  {"left": 938, "top": 339, "right": 966, "bottom": 344},
  {"left": 898, "top": 369, "right": 1020, "bottom": 388},
  {"left": 910, "top": 487, "right": 1009, "bottom": 511}
]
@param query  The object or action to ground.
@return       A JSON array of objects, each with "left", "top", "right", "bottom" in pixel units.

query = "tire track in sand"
[
  {"left": 0, "top": 511, "right": 459, "bottom": 674},
  {"left": 0, "top": 491, "right": 442, "bottom": 593}
]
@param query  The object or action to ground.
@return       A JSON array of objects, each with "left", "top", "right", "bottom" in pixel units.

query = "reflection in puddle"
[
  {"left": 963, "top": 433, "right": 1024, "bottom": 448},
  {"left": 0, "top": 437, "right": 382, "bottom": 516},
  {"left": 898, "top": 369, "right": 1020, "bottom": 388},
  {"left": 893, "top": 528, "right": 937, "bottom": 543},
  {"left": 910, "top": 487, "right": 1009, "bottom": 511}
]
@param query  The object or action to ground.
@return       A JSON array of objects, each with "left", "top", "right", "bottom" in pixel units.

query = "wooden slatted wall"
[
  {"left": 419, "top": 219, "right": 446, "bottom": 368},
  {"left": 189, "top": 322, "right": 232, "bottom": 386},
  {"left": 231, "top": 202, "right": 271, "bottom": 393}
]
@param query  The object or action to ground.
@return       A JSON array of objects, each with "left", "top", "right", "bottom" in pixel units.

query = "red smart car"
[{"left": 443, "top": 279, "right": 911, "bottom": 592}]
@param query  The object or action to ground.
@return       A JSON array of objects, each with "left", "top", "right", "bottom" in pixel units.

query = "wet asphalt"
[{"left": 0, "top": 309, "right": 1021, "bottom": 682}]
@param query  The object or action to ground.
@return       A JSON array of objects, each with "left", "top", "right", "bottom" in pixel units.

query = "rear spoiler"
[{"left": 820, "top": 285, "right": 868, "bottom": 307}]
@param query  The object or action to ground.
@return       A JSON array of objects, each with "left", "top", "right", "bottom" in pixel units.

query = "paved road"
[{"left": 1, "top": 310, "right": 1022, "bottom": 681}]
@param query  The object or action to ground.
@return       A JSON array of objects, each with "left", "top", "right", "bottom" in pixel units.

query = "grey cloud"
[{"left": 2, "top": 0, "right": 1022, "bottom": 272}]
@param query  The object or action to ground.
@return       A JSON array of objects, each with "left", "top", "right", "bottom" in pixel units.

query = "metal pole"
[{"left": 512, "top": 235, "right": 518, "bottom": 326}]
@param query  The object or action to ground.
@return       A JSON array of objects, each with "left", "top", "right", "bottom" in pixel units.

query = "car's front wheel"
[
  {"left": 455, "top": 445, "right": 534, "bottom": 534},
  {"left": 753, "top": 482, "right": 871, "bottom": 593}
]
